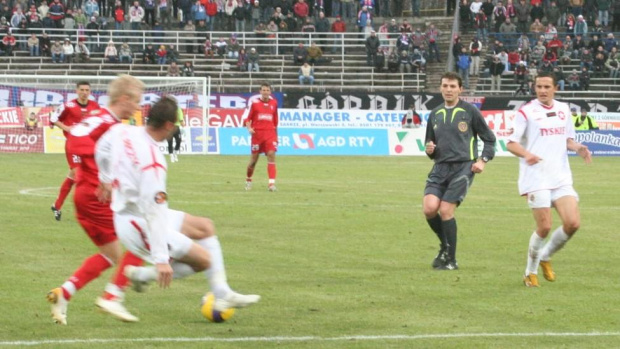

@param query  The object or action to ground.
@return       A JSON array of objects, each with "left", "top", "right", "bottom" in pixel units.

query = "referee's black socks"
[
  {"left": 441, "top": 218, "right": 458, "bottom": 261},
  {"left": 427, "top": 215, "right": 446, "bottom": 251}
]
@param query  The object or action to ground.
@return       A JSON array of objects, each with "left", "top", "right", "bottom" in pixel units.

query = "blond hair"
[{"left": 108, "top": 74, "right": 145, "bottom": 105}]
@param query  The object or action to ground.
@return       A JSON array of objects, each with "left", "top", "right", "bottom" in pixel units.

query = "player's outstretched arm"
[{"left": 567, "top": 138, "right": 592, "bottom": 164}]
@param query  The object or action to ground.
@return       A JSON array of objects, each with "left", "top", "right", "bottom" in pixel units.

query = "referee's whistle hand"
[{"left": 425, "top": 141, "right": 435, "bottom": 154}]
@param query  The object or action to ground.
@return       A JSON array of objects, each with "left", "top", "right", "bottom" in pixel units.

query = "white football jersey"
[
  {"left": 508, "top": 99, "right": 576, "bottom": 195},
  {"left": 96, "top": 124, "right": 171, "bottom": 264}
]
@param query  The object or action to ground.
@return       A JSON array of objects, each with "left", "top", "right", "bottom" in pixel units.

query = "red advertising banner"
[
  {"left": 0, "top": 127, "right": 44, "bottom": 153},
  {"left": 0, "top": 107, "right": 24, "bottom": 127},
  {"left": 481, "top": 110, "right": 516, "bottom": 137}
]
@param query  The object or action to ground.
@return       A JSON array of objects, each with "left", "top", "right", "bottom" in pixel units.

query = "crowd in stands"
[{"left": 455, "top": 0, "right": 620, "bottom": 93}]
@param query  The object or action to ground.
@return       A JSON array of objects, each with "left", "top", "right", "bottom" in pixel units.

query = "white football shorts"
[
  {"left": 114, "top": 209, "right": 191, "bottom": 264},
  {"left": 526, "top": 185, "right": 579, "bottom": 209}
]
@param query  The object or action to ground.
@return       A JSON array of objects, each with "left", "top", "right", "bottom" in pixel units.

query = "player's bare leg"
[
  {"left": 245, "top": 153, "right": 260, "bottom": 190},
  {"left": 266, "top": 151, "right": 277, "bottom": 191},
  {"left": 538, "top": 196, "right": 580, "bottom": 281},
  {"left": 51, "top": 168, "right": 76, "bottom": 221},
  {"left": 524, "top": 208, "right": 552, "bottom": 287},
  {"left": 423, "top": 194, "right": 447, "bottom": 269}
]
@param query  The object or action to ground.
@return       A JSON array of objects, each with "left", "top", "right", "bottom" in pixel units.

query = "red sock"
[
  {"left": 246, "top": 166, "right": 255, "bottom": 181},
  {"left": 64, "top": 253, "right": 112, "bottom": 301},
  {"left": 267, "top": 162, "right": 276, "bottom": 181},
  {"left": 102, "top": 252, "right": 143, "bottom": 300},
  {"left": 54, "top": 177, "right": 75, "bottom": 210}
]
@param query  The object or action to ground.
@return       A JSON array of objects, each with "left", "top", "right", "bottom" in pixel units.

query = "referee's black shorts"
[{"left": 424, "top": 161, "right": 475, "bottom": 204}]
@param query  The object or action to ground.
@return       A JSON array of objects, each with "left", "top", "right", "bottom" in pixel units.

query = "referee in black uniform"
[{"left": 423, "top": 72, "right": 496, "bottom": 270}]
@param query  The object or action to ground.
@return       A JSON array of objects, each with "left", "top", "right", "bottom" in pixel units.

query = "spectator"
[
  {"left": 459, "top": 0, "right": 471, "bottom": 33},
  {"left": 191, "top": 0, "right": 207, "bottom": 24},
  {"left": 214, "top": 37, "right": 227, "bottom": 57},
  {"left": 396, "top": 32, "right": 410, "bottom": 53},
  {"left": 579, "top": 66, "right": 590, "bottom": 90},
  {"left": 574, "top": 14, "right": 587, "bottom": 36},
  {"left": 579, "top": 48, "right": 593, "bottom": 70},
  {"left": 377, "top": 20, "right": 390, "bottom": 48},
  {"left": 531, "top": 40, "right": 546, "bottom": 66},
  {"left": 307, "top": 42, "right": 323, "bottom": 65},
  {"left": 113, "top": 1, "right": 124, "bottom": 31},
  {"left": 400, "top": 19, "right": 415, "bottom": 33},
  {"left": 142, "top": 43, "right": 156, "bottom": 63},
  {"left": 293, "top": 0, "right": 309, "bottom": 24},
  {"left": 387, "top": 49, "right": 399, "bottom": 72},
  {"left": 85, "top": 16, "right": 99, "bottom": 52},
  {"left": 456, "top": 47, "right": 471, "bottom": 88},
  {"left": 166, "top": 44, "right": 179, "bottom": 63},
  {"left": 247, "top": 47, "right": 260, "bottom": 71},
  {"left": 529, "top": 2, "right": 544, "bottom": 22},
  {"left": 182, "top": 61, "right": 195, "bottom": 76},
  {"left": 572, "top": 34, "right": 586, "bottom": 57},
  {"left": 514, "top": 0, "right": 529, "bottom": 34},
  {"left": 143, "top": 0, "right": 155, "bottom": 26},
  {"left": 553, "top": 66, "right": 566, "bottom": 91},
  {"left": 195, "top": 20, "right": 207, "bottom": 53},
  {"left": 498, "top": 18, "right": 517, "bottom": 46},
  {"left": 398, "top": 49, "right": 412, "bottom": 73},
  {"left": 205, "top": 0, "right": 217, "bottom": 31},
  {"left": 604, "top": 33, "right": 617, "bottom": 52},
  {"left": 203, "top": 37, "right": 214, "bottom": 58},
  {"left": 588, "top": 34, "right": 603, "bottom": 52},
  {"left": 539, "top": 59, "right": 554, "bottom": 74},
  {"left": 375, "top": 48, "right": 386, "bottom": 71},
  {"left": 298, "top": 61, "right": 314, "bottom": 84},
  {"left": 514, "top": 60, "right": 527, "bottom": 84},
  {"left": 516, "top": 32, "right": 530, "bottom": 51},
  {"left": 38, "top": 1, "right": 50, "bottom": 19},
  {"left": 315, "top": 11, "right": 330, "bottom": 49},
  {"left": 236, "top": 47, "right": 248, "bottom": 71},
  {"left": 362, "top": 18, "right": 374, "bottom": 39},
  {"left": 489, "top": 55, "right": 505, "bottom": 92},
  {"left": 27, "top": 33, "right": 39, "bottom": 56},
  {"left": 493, "top": 1, "right": 507, "bottom": 33},
  {"left": 425, "top": 23, "right": 441, "bottom": 63},
  {"left": 605, "top": 48, "right": 620, "bottom": 78},
  {"left": 527, "top": 62, "right": 537, "bottom": 91},
  {"left": 545, "top": 1, "right": 561, "bottom": 27},
  {"left": 508, "top": 48, "right": 520, "bottom": 70},
  {"left": 529, "top": 18, "right": 544, "bottom": 38},
  {"left": 341, "top": 0, "right": 355, "bottom": 21},
  {"left": 410, "top": 26, "right": 425, "bottom": 50},
  {"left": 542, "top": 50, "right": 557, "bottom": 66},
  {"left": 183, "top": 20, "right": 196, "bottom": 53},
  {"left": 567, "top": 68, "right": 580, "bottom": 89},
  {"left": 266, "top": 20, "right": 278, "bottom": 54},
  {"left": 331, "top": 15, "right": 346, "bottom": 54},
  {"left": 49, "top": 0, "right": 64, "bottom": 28},
  {"left": 570, "top": 0, "right": 584, "bottom": 17},
  {"left": 159, "top": 0, "right": 172, "bottom": 27},
  {"left": 293, "top": 42, "right": 308, "bottom": 64},
  {"left": 612, "top": 0, "right": 620, "bottom": 32},
  {"left": 559, "top": 42, "right": 572, "bottom": 65},
  {"left": 62, "top": 38, "right": 74, "bottom": 63},
  {"left": 547, "top": 35, "right": 563, "bottom": 55},
  {"left": 50, "top": 40, "right": 63, "bottom": 62},
  {"left": 474, "top": 9, "right": 488, "bottom": 44},
  {"left": 104, "top": 40, "right": 118, "bottom": 62},
  {"left": 565, "top": 13, "right": 575, "bottom": 33},
  {"left": 233, "top": 0, "right": 247, "bottom": 32},
  {"left": 39, "top": 32, "right": 51, "bottom": 56},
  {"left": 167, "top": 61, "right": 180, "bottom": 76},
  {"left": 227, "top": 34, "right": 240, "bottom": 58},
  {"left": 63, "top": 9, "right": 75, "bottom": 38},
  {"left": 593, "top": 51, "right": 606, "bottom": 76},
  {"left": 357, "top": 5, "right": 371, "bottom": 33},
  {"left": 469, "top": 37, "right": 482, "bottom": 76},
  {"left": 25, "top": 112, "right": 39, "bottom": 131},
  {"left": 223, "top": 0, "right": 235, "bottom": 32},
  {"left": 156, "top": 45, "right": 167, "bottom": 64},
  {"left": 119, "top": 42, "right": 133, "bottom": 63},
  {"left": 365, "top": 30, "right": 380, "bottom": 66},
  {"left": 251, "top": 1, "right": 261, "bottom": 29},
  {"left": 74, "top": 41, "right": 90, "bottom": 62},
  {"left": 574, "top": 108, "right": 600, "bottom": 129},
  {"left": 498, "top": 49, "right": 509, "bottom": 72},
  {"left": 544, "top": 23, "right": 557, "bottom": 42}
]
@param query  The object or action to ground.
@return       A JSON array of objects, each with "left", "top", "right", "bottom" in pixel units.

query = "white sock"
[
  {"left": 61, "top": 281, "right": 77, "bottom": 298},
  {"left": 525, "top": 232, "right": 545, "bottom": 275},
  {"left": 171, "top": 261, "right": 196, "bottom": 279},
  {"left": 196, "top": 236, "right": 232, "bottom": 298},
  {"left": 104, "top": 283, "right": 124, "bottom": 300},
  {"left": 540, "top": 226, "right": 571, "bottom": 261},
  {"left": 133, "top": 263, "right": 196, "bottom": 282}
]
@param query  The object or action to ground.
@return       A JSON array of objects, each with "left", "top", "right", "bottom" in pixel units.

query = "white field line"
[
  {"left": 2, "top": 332, "right": 620, "bottom": 346},
  {"left": 17, "top": 187, "right": 619, "bottom": 210}
]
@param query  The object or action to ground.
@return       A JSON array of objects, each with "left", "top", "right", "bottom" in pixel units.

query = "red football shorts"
[
  {"left": 65, "top": 142, "right": 81, "bottom": 169},
  {"left": 74, "top": 185, "right": 117, "bottom": 246},
  {"left": 251, "top": 130, "right": 278, "bottom": 154}
]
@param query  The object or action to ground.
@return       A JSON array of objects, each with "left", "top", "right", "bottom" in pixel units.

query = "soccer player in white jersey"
[
  {"left": 506, "top": 72, "right": 592, "bottom": 288},
  {"left": 96, "top": 97, "right": 260, "bottom": 314}
]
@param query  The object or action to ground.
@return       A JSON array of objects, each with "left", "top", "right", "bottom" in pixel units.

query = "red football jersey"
[
  {"left": 244, "top": 97, "right": 278, "bottom": 131},
  {"left": 51, "top": 99, "right": 100, "bottom": 137},
  {"left": 67, "top": 108, "right": 120, "bottom": 190}
]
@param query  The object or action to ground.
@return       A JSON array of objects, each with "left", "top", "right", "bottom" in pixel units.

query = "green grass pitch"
[{"left": 0, "top": 154, "right": 619, "bottom": 348}]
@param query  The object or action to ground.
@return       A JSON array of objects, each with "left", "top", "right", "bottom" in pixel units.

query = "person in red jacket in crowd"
[
  {"left": 205, "top": 0, "right": 217, "bottom": 31},
  {"left": 114, "top": 1, "right": 125, "bottom": 31},
  {"left": 49, "top": 0, "right": 65, "bottom": 28},
  {"left": 293, "top": 0, "right": 309, "bottom": 24},
  {"left": 546, "top": 35, "right": 563, "bottom": 56},
  {"left": 507, "top": 48, "right": 520, "bottom": 71},
  {"left": 2, "top": 31, "right": 16, "bottom": 56},
  {"left": 331, "top": 15, "right": 346, "bottom": 53}
]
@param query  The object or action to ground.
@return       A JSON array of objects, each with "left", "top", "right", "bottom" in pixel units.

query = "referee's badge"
[{"left": 458, "top": 121, "right": 468, "bottom": 132}]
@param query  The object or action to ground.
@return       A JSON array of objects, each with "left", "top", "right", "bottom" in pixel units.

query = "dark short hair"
[
  {"left": 260, "top": 82, "right": 272, "bottom": 90},
  {"left": 76, "top": 81, "right": 90, "bottom": 88},
  {"left": 440, "top": 72, "right": 463, "bottom": 87},
  {"left": 535, "top": 71, "right": 557, "bottom": 86},
  {"left": 147, "top": 97, "right": 178, "bottom": 129}
]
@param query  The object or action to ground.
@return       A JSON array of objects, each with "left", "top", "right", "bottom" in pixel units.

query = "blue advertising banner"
[
  {"left": 571, "top": 130, "right": 620, "bottom": 156},
  {"left": 189, "top": 127, "right": 218, "bottom": 154},
  {"left": 219, "top": 128, "right": 389, "bottom": 155}
]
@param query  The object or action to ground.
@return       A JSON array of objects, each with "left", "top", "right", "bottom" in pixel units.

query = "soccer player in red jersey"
[
  {"left": 243, "top": 83, "right": 279, "bottom": 191},
  {"left": 46, "top": 75, "right": 146, "bottom": 325},
  {"left": 50, "top": 81, "right": 100, "bottom": 221}
]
